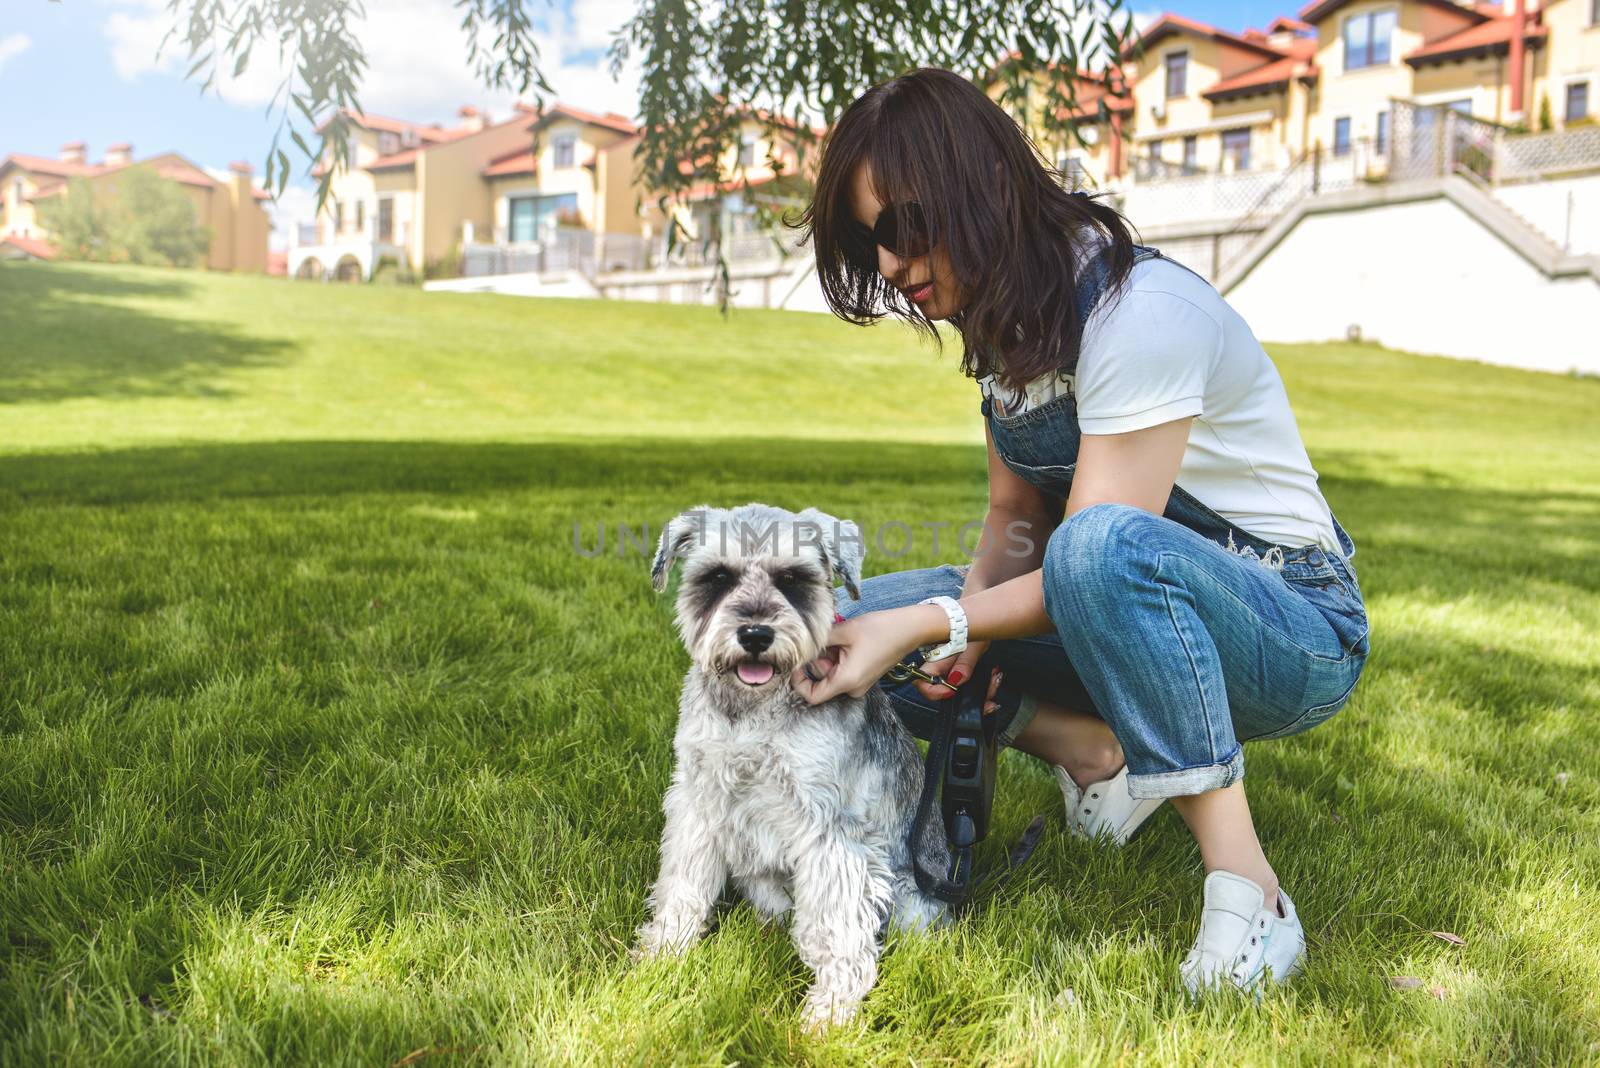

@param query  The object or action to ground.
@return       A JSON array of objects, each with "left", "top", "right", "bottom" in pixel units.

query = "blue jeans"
[{"left": 835, "top": 503, "right": 1369, "bottom": 800}]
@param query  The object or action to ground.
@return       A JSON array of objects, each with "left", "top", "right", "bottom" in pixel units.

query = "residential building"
[
  {"left": 985, "top": 63, "right": 1131, "bottom": 189},
  {"left": 291, "top": 103, "right": 645, "bottom": 280},
  {"left": 1533, "top": 0, "right": 1600, "bottom": 127},
  {"left": 653, "top": 113, "right": 822, "bottom": 264},
  {"left": 1125, "top": 15, "right": 1318, "bottom": 176},
  {"left": 0, "top": 142, "right": 271, "bottom": 272},
  {"left": 1002, "top": 0, "right": 1595, "bottom": 192}
]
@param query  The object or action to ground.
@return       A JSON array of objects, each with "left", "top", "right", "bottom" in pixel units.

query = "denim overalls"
[{"left": 837, "top": 244, "right": 1371, "bottom": 800}]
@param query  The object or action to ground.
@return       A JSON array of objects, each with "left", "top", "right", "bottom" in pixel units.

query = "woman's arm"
[
  {"left": 792, "top": 417, "right": 1192, "bottom": 702},
  {"left": 926, "top": 417, "right": 1192, "bottom": 643},
  {"left": 962, "top": 421, "right": 1064, "bottom": 591}
]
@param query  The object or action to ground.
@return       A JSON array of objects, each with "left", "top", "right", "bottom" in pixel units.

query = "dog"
[{"left": 633, "top": 502, "right": 949, "bottom": 1030}]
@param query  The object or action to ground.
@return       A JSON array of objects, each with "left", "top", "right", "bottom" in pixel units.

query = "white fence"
[{"left": 1498, "top": 126, "right": 1600, "bottom": 181}]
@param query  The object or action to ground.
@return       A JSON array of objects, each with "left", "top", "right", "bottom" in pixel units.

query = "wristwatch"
[{"left": 917, "top": 595, "right": 969, "bottom": 663}]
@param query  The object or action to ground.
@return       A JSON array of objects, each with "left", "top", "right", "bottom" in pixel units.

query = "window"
[
  {"left": 508, "top": 192, "right": 580, "bottom": 242},
  {"left": 11, "top": 178, "right": 22, "bottom": 217},
  {"left": 1566, "top": 81, "right": 1590, "bottom": 123},
  {"left": 1056, "top": 151, "right": 1086, "bottom": 189},
  {"left": 1147, "top": 139, "right": 1163, "bottom": 160},
  {"left": 552, "top": 135, "right": 577, "bottom": 169},
  {"left": 1165, "top": 51, "right": 1188, "bottom": 97},
  {"left": 1343, "top": 9, "right": 1396, "bottom": 71},
  {"left": 1445, "top": 98, "right": 1473, "bottom": 115},
  {"left": 377, "top": 197, "right": 394, "bottom": 243},
  {"left": 1182, "top": 135, "right": 1198, "bottom": 172},
  {"left": 379, "top": 132, "right": 399, "bottom": 155},
  {"left": 738, "top": 135, "right": 758, "bottom": 167},
  {"left": 1592, "top": 0, "right": 1599, "bottom": 24},
  {"left": 354, "top": 200, "right": 365, "bottom": 234},
  {"left": 1376, "top": 109, "right": 1391, "bottom": 154},
  {"left": 1222, "top": 128, "right": 1252, "bottom": 171},
  {"left": 1333, "top": 117, "right": 1352, "bottom": 156},
  {"left": 333, "top": 200, "right": 344, "bottom": 232}
]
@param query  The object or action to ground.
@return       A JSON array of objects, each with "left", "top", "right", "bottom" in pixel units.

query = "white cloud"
[
  {"left": 0, "top": 31, "right": 34, "bottom": 76},
  {"left": 100, "top": 0, "right": 641, "bottom": 125}
]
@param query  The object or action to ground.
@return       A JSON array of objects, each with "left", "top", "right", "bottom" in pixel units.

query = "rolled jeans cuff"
[
  {"left": 996, "top": 690, "right": 1040, "bottom": 748},
  {"left": 1126, "top": 746, "right": 1244, "bottom": 800}
]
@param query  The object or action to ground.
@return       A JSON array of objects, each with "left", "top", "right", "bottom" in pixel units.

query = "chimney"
[
  {"left": 228, "top": 160, "right": 253, "bottom": 176},
  {"left": 105, "top": 142, "right": 133, "bottom": 167},
  {"left": 60, "top": 141, "right": 86, "bottom": 165},
  {"left": 458, "top": 104, "right": 489, "bottom": 133}
]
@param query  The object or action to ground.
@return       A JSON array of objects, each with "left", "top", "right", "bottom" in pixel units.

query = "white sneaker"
[
  {"left": 1179, "top": 871, "right": 1306, "bottom": 995},
  {"left": 1051, "top": 764, "right": 1164, "bottom": 845}
]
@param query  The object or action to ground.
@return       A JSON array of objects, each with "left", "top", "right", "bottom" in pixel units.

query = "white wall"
[
  {"left": 1494, "top": 175, "right": 1600, "bottom": 256},
  {"left": 1228, "top": 196, "right": 1600, "bottom": 374}
]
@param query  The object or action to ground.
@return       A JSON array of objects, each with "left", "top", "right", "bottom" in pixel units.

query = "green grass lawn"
[{"left": 2, "top": 261, "right": 1597, "bottom": 1066}]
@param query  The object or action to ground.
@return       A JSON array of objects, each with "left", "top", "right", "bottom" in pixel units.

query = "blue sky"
[{"left": 1, "top": 0, "right": 1278, "bottom": 241}]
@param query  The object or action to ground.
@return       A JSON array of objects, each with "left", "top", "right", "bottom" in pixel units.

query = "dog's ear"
[
  {"left": 796, "top": 508, "right": 865, "bottom": 600},
  {"left": 651, "top": 507, "right": 710, "bottom": 592}
]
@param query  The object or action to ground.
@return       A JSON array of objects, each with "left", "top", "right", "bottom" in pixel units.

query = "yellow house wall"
[
  {"left": 1132, "top": 37, "right": 1225, "bottom": 141},
  {"left": 1129, "top": 36, "right": 1292, "bottom": 169},
  {"left": 317, "top": 128, "right": 380, "bottom": 242},
  {"left": 1534, "top": 0, "right": 1600, "bottom": 127},
  {"left": 1310, "top": 0, "right": 1473, "bottom": 148},
  {"left": 414, "top": 116, "right": 537, "bottom": 266},
  {"left": 226, "top": 177, "right": 270, "bottom": 273},
  {"left": 1412, "top": 57, "right": 1510, "bottom": 121},
  {"left": 369, "top": 168, "right": 419, "bottom": 258},
  {"left": 2, "top": 169, "right": 44, "bottom": 237},
  {"left": 599, "top": 136, "right": 646, "bottom": 237}
]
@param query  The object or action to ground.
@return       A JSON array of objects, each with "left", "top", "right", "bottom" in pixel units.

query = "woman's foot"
[
  {"left": 1180, "top": 870, "right": 1305, "bottom": 995},
  {"left": 1009, "top": 696, "right": 1165, "bottom": 844},
  {"left": 1051, "top": 764, "right": 1165, "bottom": 844}
]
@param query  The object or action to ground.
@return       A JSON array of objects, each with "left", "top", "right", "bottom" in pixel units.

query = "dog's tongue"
[{"left": 737, "top": 661, "right": 775, "bottom": 685}]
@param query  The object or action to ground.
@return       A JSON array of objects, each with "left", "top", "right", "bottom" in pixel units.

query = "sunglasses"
[{"left": 845, "top": 200, "right": 931, "bottom": 267}]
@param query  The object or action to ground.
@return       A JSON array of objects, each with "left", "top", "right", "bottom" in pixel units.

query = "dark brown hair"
[{"left": 797, "top": 67, "right": 1137, "bottom": 392}]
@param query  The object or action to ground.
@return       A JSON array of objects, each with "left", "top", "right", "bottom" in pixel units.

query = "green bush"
[
  {"left": 38, "top": 169, "right": 211, "bottom": 267},
  {"left": 369, "top": 254, "right": 419, "bottom": 285}
]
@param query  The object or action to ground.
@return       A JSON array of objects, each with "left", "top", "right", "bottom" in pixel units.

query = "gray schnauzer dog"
[{"left": 634, "top": 502, "right": 949, "bottom": 1030}]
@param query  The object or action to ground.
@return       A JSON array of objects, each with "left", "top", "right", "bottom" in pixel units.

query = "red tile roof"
[
  {"left": 318, "top": 109, "right": 463, "bottom": 143},
  {"left": 0, "top": 152, "right": 99, "bottom": 178},
  {"left": 1405, "top": 16, "right": 1546, "bottom": 64},
  {"left": 1125, "top": 13, "right": 1288, "bottom": 60},
  {"left": 1300, "top": 0, "right": 1485, "bottom": 25},
  {"left": 1268, "top": 16, "right": 1313, "bottom": 32},
  {"left": 1, "top": 234, "right": 59, "bottom": 260},
  {"left": 482, "top": 148, "right": 537, "bottom": 178},
  {"left": 514, "top": 101, "right": 638, "bottom": 135},
  {"left": 367, "top": 148, "right": 421, "bottom": 171},
  {"left": 1203, "top": 38, "right": 1317, "bottom": 100}
]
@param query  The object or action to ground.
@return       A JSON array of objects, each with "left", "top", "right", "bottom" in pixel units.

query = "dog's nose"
[{"left": 736, "top": 623, "right": 775, "bottom": 654}]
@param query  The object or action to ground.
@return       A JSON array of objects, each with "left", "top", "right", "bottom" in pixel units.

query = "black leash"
[{"left": 902, "top": 658, "right": 1047, "bottom": 912}]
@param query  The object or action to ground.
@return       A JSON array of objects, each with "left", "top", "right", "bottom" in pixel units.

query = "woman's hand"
[
  {"left": 791, "top": 606, "right": 1008, "bottom": 714},
  {"left": 914, "top": 641, "right": 990, "bottom": 701},
  {"left": 791, "top": 606, "right": 936, "bottom": 705}
]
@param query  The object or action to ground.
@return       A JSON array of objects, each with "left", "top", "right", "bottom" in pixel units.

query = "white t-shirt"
[{"left": 978, "top": 253, "right": 1341, "bottom": 552}]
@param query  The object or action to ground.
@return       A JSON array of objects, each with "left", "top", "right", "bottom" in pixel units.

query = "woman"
[{"left": 789, "top": 67, "right": 1370, "bottom": 994}]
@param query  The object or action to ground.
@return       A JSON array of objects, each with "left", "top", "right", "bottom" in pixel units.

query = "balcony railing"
[
  {"left": 292, "top": 218, "right": 409, "bottom": 250},
  {"left": 458, "top": 226, "right": 806, "bottom": 279}
]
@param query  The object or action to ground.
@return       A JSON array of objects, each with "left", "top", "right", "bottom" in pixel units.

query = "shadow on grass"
[
  {"left": 0, "top": 263, "right": 293, "bottom": 404},
  {"left": 4, "top": 437, "right": 1598, "bottom": 597}
]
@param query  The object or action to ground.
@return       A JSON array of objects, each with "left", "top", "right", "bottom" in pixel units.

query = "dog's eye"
[
  {"left": 703, "top": 566, "right": 736, "bottom": 588},
  {"left": 771, "top": 568, "right": 808, "bottom": 591}
]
